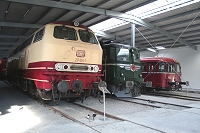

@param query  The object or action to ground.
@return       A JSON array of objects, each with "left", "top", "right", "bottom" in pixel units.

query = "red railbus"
[
  {"left": 140, "top": 57, "right": 188, "bottom": 91},
  {"left": 0, "top": 59, "right": 7, "bottom": 80}
]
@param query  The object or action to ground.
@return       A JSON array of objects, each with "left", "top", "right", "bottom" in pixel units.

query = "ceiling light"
[
  {"left": 156, "top": 46, "right": 165, "bottom": 50},
  {"left": 147, "top": 48, "right": 157, "bottom": 53}
]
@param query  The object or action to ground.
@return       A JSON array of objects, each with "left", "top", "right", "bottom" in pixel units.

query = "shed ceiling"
[{"left": 0, "top": 0, "right": 200, "bottom": 59}]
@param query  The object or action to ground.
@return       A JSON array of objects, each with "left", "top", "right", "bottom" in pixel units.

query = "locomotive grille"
[{"left": 70, "top": 65, "right": 88, "bottom": 70}]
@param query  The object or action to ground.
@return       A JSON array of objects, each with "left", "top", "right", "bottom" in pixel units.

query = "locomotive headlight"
[
  {"left": 168, "top": 76, "right": 171, "bottom": 79},
  {"left": 120, "top": 73, "right": 124, "bottom": 77},
  {"left": 94, "top": 66, "right": 99, "bottom": 72},
  {"left": 55, "top": 63, "right": 63, "bottom": 71},
  {"left": 140, "top": 74, "right": 142, "bottom": 77}
]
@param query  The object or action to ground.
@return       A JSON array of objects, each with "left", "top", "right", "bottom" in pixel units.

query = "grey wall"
[{"left": 140, "top": 46, "right": 200, "bottom": 90}]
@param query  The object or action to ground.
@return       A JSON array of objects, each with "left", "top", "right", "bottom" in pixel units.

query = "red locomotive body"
[
  {"left": 0, "top": 59, "right": 7, "bottom": 80},
  {"left": 140, "top": 57, "right": 187, "bottom": 91}
]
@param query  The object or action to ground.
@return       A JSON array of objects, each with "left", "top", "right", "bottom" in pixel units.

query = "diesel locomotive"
[{"left": 6, "top": 21, "right": 104, "bottom": 104}]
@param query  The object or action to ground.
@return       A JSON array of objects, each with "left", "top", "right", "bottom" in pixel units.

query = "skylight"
[{"left": 89, "top": 0, "right": 200, "bottom": 31}]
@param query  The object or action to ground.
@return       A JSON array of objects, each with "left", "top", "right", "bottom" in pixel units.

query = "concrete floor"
[{"left": 0, "top": 81, "right": 200, "bottom": 133}]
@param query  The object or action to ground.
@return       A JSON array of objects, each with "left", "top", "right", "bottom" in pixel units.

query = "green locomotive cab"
[{"left": 101, "top": 43, "right": 144, "bottom": 97}]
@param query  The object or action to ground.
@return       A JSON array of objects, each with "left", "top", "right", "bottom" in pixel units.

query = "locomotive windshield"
[
  {"left": 78, "top": 30, "right": 98, "bottom": 44},
  {"left": 117, "top": 48, "right": 129, "bottom": 61},
  {"left": 54, "top": 26, "right": 77, "bottom": 40}
]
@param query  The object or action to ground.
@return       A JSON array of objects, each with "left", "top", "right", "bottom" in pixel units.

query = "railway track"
[
  {"left": 36, "top": 98, "right": 166, "bottom": 133},
  {"left": 4, "top": 80, "right": 197, "bottom": 132},
  {"left": 111, "top": 97, "right": 192, "bottom": 110},
  {"left": 142, "top": 91, "right": 200, "bottom": 101},
  {"left": 72, "top": 101, "right": 166, "bottom": 133}
]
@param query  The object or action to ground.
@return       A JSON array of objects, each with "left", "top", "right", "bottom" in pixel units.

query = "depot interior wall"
[{"left": 140, "top": 46, "right": 200, "bottom": 90}]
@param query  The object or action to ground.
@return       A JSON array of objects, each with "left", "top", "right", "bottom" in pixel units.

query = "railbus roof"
[{"left": 140, "top": 57, "right": 180, "bottom": 63}]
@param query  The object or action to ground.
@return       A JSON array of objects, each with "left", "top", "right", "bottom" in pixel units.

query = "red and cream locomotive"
[
  {"left": 140, "top": 57, "right": 188, "bottom": 91},
  {"left": 6, "top": 21, "right": 104, "bottom": 104},
  {"left": 0, "top": 59, "right": 7, "bottom": 80}
]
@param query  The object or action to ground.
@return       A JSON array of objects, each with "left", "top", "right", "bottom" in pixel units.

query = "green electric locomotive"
[{"left": 101, "top": 42, "right": 147, "bottom": 97}]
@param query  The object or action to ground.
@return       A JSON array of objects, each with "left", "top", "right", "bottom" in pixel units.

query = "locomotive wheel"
[{"left": 27, "top": 80, "right": 37, "bottom": 98}]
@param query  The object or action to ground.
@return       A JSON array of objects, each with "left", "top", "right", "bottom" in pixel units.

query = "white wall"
[{"left": 141, "top": 46, "right": 200, "bottom": 90}]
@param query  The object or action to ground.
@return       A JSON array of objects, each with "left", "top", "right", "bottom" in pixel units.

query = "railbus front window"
[
  {"left": 167, "top": 63, "right": 175, "bottom": 72},
  {"left": 116, "top": 47, "right": 129, "bottom": 61},
  {"left": 54, "top": 26, "right": 77, "bottom": 40},
  {"left": 78, "top": 30, "right": 98, "bottom": 44},
  {"left": 175, "top": 64, "right": 181, "bottom": 73},
  {"left": 158, "top": 63, "right": 166, "bottom": 72}
]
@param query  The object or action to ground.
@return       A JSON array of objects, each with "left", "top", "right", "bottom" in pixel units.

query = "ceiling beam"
[
  {"left": 0, "top": 21, "right": 42, "bottom": 28},
  {"left": 2, "top": 0, "right": 197, "bottom": 50},
  {"left": 0, "top": 48, "right": 15, "bottom": 50},
  {"left": 0, "top": 35, "right": 28, "bottom": 38},
  {"left": 0, "top": 42, "right": 20, "bottom": 45}
]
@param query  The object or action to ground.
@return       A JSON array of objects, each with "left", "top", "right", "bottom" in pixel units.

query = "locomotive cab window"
[
  {"left": 33, "top": 28, "right": 45, "bottom": 43},
  {"left": 116, "top": 47, "right": 129, "bottom": 61},
  {"left": 54, "top": 26, "right": 77, "bottom": 40},
  {"left": 78, "top": 30, "right": 98, "bottom": 44},
  {"left": 132, "top": 50, "right": 139, "bottom": 61}
]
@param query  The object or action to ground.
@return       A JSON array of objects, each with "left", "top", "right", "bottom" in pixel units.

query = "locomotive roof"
[
  {"left": 140, "top": 57, "right": 180, "bottom": 63},
  {"left": 50, "top": 21, "right": 91, "bottom": 30},
  {"left": 102, "top": 43, "right": 138, "bottom": 50}
]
